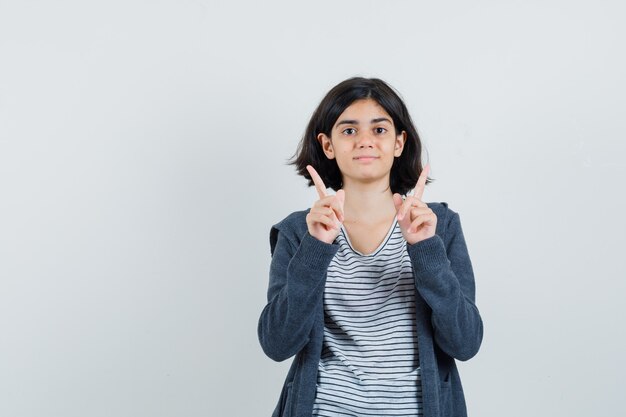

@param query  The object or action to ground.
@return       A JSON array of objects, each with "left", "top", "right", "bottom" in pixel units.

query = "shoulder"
[
  {"left": 268, "top": 209, "right": 311, "bottom": 256},
  {"left": 426, "top": 201, "right": 456, "bottom": 222}
]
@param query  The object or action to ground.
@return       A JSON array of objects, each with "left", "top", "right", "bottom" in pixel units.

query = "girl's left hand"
[{"left": 392, "top": 164, "right": 437, "bottom": 245}]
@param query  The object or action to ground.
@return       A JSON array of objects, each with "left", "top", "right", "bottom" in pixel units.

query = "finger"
[
  {"left": 310, "top": 206, "right": 333, "bottom": 216},
  {"left": 310, "top": 205, "right": 339, "bottom": 224},
  {"left": 307, "top": 211, "right": 341, "bottom": 230},
  {"left": 313, "top": 195, "right": 344, "bottom": 223},
  {"left": 408, "top": 213, "right": 434, "bottom": 233},
  {"left": 311, "top": 204, "right": 342, "bottom": 228},
  {"left": 306, "top": 165, "right": 327, "bottom": 199},
  {"left": 412, "top": 163, "right": 430, "bottom": 201},
  {"left": 408, "top": 207, "right": 433, "bottom": 219},
  {"left": 398, "top": 196, "right": 427, "bottom": 221}
]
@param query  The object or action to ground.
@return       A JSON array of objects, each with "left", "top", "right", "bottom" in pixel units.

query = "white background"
[{"left": 1, "top": 1, "right": 625, "bottom": 416}]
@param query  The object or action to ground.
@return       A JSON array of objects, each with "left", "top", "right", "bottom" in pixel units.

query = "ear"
[
  {"left": 317, "top": 133, "right": 335, "bottom": 159},
  {"left": 394, "top": 131, "right": 407, "bottom": 157}
]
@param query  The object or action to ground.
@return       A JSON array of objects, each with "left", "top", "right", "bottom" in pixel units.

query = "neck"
[{"left": 341, "top": 177, "right": 396, "bottom": 223}]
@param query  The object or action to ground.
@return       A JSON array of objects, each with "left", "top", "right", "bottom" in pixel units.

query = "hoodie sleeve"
[
  {"left": 406, "top": 209, "right": 483, "bottom": 361},
  {"left": 257, "top": 224, "right": 339, "bottom": 362}
]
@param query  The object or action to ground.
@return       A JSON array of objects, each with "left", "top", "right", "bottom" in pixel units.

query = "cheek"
[
  {"left": 385, "top": 141, "right": 399, "bottom": 154},
  {"left": 333, "top": 145, "right": 351, "bottom": 157}
]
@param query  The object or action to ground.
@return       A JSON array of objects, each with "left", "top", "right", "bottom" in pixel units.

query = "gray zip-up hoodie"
[{"left": 258, "top": 202, "right": 483, "bottom": 417}]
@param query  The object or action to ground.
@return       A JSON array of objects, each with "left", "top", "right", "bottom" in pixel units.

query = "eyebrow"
[{"left": 336, "top": 117, "right": 392, "bottom": 126}]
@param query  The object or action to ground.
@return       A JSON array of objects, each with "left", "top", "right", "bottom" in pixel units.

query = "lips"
[{"left": 353, "top": 156, "right": 379, "bottom": 160}]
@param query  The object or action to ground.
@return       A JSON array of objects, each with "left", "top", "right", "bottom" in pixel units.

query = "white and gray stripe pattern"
[{"left": 312, "top": 218, "right": 423, "bottom": 416}]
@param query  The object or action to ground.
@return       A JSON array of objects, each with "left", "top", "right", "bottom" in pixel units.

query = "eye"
[
  {"left": 342, "top": 127, "right": 356, "bottom": 135},
  {"left": 374, "top": 127, "right": 387, "bottom": 134}
]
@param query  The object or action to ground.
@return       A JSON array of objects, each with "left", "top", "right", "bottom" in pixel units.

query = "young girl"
[{"left": 258, "top": 77, "right": 483, "bottom": 417}]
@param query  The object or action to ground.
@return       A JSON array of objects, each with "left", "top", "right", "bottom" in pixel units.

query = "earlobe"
[{"left": 317, "top": 133, "right": 335, "bottom": 160}]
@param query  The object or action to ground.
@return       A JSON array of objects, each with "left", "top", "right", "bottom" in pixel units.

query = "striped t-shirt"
[{"left": 312, "top": 217, "right": 423, "bottom": 416}]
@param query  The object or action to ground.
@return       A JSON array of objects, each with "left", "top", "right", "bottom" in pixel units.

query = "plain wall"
[{"left": 1, "top": 0, "right": 625, "bottom": 416}]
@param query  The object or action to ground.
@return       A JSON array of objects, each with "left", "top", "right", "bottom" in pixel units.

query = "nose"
[{"left": 356, "top": 132, "right": 374, "bottom": 148}]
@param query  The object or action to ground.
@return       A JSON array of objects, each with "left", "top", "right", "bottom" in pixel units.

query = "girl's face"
[{"left": 317, "top": 98, "right": 406, "bottom": 188}]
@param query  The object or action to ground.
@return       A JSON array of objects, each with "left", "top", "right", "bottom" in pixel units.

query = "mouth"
[{"left": 353, "top": 156, "right": 379, "bottom": 162}]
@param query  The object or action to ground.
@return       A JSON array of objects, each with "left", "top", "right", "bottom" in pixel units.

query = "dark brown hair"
[{"left": 289, "top": 77, "right": 431, "bottom": 195}]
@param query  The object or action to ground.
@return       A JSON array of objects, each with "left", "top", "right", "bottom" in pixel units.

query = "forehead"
[{"left": 334, "top": 98, "right": 392, "bottom": 124}]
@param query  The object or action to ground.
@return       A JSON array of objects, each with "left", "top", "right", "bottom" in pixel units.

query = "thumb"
[
  {"left": 336, "top": 189, "right": 345, "bottom": 222},
  {"left": 336, "top": 189, "right": 345, "bottom": 206},
  {"left": 392, "top": 193, "right": 403, "bottom": 211}
]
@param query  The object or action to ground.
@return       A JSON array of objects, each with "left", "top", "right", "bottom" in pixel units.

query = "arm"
[
  {"left": 406, "top": 211, "right": 483, "bottom": 361},
  {"left": 257, "top": 227, "right": 339, "bottom": 362}
]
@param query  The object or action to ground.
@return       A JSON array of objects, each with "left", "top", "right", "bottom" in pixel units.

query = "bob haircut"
[{"left": 289, "top": 77, "right": 431, "bottom": 196}]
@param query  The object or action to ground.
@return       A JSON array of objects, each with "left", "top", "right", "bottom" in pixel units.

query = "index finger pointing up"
[
  {"left": 306, "top": 165, "right": 327, "bottom": 198},
  {"left": 412, "top": 163, "right": 430, "bottom": 200}
]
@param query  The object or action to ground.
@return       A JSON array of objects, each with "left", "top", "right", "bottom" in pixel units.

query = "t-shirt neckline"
[{"left": 339, "top": 216, "right": 398, "bottom": 257}]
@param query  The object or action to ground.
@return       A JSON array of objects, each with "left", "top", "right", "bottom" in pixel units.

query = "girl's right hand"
[{"left": 305, "top": 165, "right": 345, "bottom": 244}]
